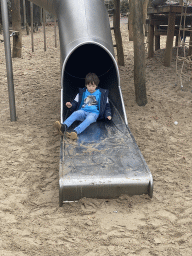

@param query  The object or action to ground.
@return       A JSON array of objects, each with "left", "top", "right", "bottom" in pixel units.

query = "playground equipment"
[{"left": 2, "top": 0, "right": 153, "bottom": 206}]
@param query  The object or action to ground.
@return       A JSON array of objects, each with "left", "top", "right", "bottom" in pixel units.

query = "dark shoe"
[
  {"left": 54, "top": 121, "right": 67, "bottom": 135},
  {"left": 66, "top": 130, "right": 77, "bottom": 140},
  {"left": 61, "top": 124, "right": 67, "bottom": 134}
]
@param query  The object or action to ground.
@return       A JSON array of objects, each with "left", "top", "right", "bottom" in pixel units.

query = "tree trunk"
[
  {"left": 128, "top": 0, "right": 134, "bottom": 41},
  {"left": 113, "top": 0, "right": 124, "bottom": 66},
  {"left": 11, "top": 0, "right": 22, "bottom": 58},
  {"left": 133, "top": 0, "right": 147, "bottom": 106},
  {"left": 143, "top": 0, "right": 149, "bottom": 24}
]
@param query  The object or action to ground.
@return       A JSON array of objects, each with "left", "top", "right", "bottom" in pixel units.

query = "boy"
[{"left": 54, "top": 73, "right": 112, "bottom": 140}]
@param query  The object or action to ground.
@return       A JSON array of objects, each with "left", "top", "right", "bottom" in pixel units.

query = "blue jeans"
[{"left": 63, "top": 110, "right": 99, "bottom": 134}]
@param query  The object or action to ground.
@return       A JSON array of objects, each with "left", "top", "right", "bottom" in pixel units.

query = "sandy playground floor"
[{"left": 0, "top": 23, "right": 192, "bottom": 256}]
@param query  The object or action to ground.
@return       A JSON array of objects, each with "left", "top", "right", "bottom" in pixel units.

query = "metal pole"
[{"left": 1, "top": 0, "right": 17, "bottom": 121}]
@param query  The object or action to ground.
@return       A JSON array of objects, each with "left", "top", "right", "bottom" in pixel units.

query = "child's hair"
[{"left": 85, "top": 73, "right": 100, "bottom": 87}]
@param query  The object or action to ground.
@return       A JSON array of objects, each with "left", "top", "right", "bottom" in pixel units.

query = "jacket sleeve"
[
  {"left": 104, "top": 98, "right": 112, "bottom": 118},
  {"left": 70, "top": 94, "right": 79, "bottom": 111}
]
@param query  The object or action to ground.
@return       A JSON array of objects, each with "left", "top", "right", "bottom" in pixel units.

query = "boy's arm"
[
  {"left": 104, "top": 97, "right": 112, "bottom": 119},
  {"left": 70, "top": 94, "right": 79, "bottom": 111}
]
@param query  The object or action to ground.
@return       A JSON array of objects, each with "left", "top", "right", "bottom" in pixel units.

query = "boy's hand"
[
  {"left": 66, "top": 102, "right": 72, "bottom": 108},
  {"left": 107, "top": 116, "right": 112, "bottom": 120}
]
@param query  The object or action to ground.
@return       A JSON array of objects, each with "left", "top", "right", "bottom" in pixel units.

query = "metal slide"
[{"left": 29, "top": 0, "right": 153, "bottom": 206}]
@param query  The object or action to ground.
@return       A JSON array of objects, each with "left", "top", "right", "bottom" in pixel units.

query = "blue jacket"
[{"left": 70, "top": 87, "right": 111, "bottom": 120}]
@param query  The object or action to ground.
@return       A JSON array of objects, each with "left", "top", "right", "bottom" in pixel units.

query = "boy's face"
[{"left": 86, "top": 82, "right": 97, "bottom": 93}]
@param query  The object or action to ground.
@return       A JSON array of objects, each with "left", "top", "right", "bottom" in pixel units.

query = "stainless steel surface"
[
  {"left": 59, "top": 104, "right": 153, "bottom": 205},
  {"left": 29, "top": 0, "right": 114, "bottom": 59},
  {"left": 58, "top": 0, "right": 127, "bottom": 125},
  {"left": 28, "top": 0, "right": 153, "bottom": 205},
  {"left": 29, "top": 0, "right": 127, "bottom": 124},
  {"left": 57, "top": 0, "right": 114, "bottom": 63},
  {"left": 1, "top": 0, "right": 16, "bottom": 121}
]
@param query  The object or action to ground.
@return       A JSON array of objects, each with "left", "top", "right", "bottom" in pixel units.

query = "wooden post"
[
  {"left": 40, "top": 8, "right": 43, "bottom": 25},
  {"left": 128, "top": 0, "right": 134, "bottom": 41},
  {"left": 54, "top": 17, "right": 57, "bottom": 48},
  {"left": 148, "top": 19, "right": 154, "bottom": 58},
  {"left": 26, "top": 23, "right": 29, "bottom": 35},
  {"left": 113, "top": 0, "right": 124, "bottom": 66},
  {"left": 188, "top": 21, "right": 192, "bottom": 56},
  {"left": 12, "top": 0, "right": 22, "bottom": 58},
  {"left": 23, "top": 0, "right": 26, "bottom": 28},
  {"left": 30, "top": 2, "right": 34, "bottom": 52},
  {"left": 132, "top": 0, "right": 147, "bottom": 106},
  {"left": 164, "top": 12, "right": 176, "bottom": 67},
  {"left": 155, "top": 25, "right": 160, "bottom": 50},
  {"left": 43, "top": 9, "right": 46, "bottom": 51}
]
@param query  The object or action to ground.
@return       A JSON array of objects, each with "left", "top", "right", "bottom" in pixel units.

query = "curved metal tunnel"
[
  {"left": 28, "top": 0, "right": 153, "bottom": 203},
  {"left": 61, "top": 43, "right": 126, "bottom": 123},
  {"left": 29, "top": 0, "right": 127, "bottom": 124}
]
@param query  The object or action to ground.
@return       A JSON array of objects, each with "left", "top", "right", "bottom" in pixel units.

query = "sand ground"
[{"left": 0, "top": 22, "right": 192, "bottom": 256}]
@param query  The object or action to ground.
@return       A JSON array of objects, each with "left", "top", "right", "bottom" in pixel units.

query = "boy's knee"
[
  {"left": 76, "top": 110, "right": 84, "bottom": 115},
  {"left": 87, "top": 114, "right": 97, "bottom": 123},
  {"left": 76, "top": 110, "right": 84, "bottom": 117}
]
